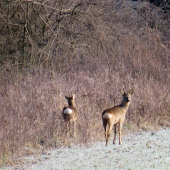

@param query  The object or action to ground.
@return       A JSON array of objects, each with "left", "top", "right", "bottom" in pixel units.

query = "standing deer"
[
  {"left": 62, "top": 94, "right": 78, "bottom": 137},
  {"left": 102, "top": 89, "right": 134, "bottom": 146}
]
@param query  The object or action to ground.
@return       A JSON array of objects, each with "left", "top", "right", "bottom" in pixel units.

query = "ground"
[{"left": 2, "top": 129, "right": 170, "bottom": 170}]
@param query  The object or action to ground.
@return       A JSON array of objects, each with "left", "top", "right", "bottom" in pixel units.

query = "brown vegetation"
[{"left": 0, "top": 0, "right": 170, "bottom": 167}]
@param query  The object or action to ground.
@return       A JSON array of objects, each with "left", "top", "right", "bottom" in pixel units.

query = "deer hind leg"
[
  {"left": 66, "top": 120, "right": 71, "bottom": 137},
  {"left": 64, "top": 121, "right": 68, "bottom": 137},
  {"left": 73, "top": 121, "right": 76, "bottom": 138},
  {"left": 106, "top": 123, "right": 113, "bottom": 146},
  {"left": 102, "top": 119, "right": 107, "bottom": 145},
  {"left": 113, "top": 124, "right": 117, "bottom": 144},
  {"left": 119, "top": 122, "right": 123, "bottom": 145}
]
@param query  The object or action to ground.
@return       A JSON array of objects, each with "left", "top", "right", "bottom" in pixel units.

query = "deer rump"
[{"left": 63, "top": 107, "right": 74, "bottom": 121}]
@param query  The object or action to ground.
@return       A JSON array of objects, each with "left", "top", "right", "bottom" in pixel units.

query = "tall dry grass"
[{"left": 0, "top": 0, "right": 170, "bottom": 167}]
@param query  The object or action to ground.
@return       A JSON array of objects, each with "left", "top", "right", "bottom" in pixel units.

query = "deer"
[
  {"left": 102, "top": 89, "right": 134, "bottom": 146},
  {"left": 62, "top": 94, "right": 78, "bottom": 137}
]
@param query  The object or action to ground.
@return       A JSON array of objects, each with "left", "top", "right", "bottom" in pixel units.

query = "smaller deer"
[
  {"left": 62, "top": 94, "right": 78, "bottom": 137},
  {"left": 102, "top": 89, "right": 134, "bottom": 146}
]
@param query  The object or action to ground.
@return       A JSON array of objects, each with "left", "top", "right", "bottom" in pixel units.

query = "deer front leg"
[
  {"left": 113, "top": 124, "right": 117, "bottom": 144},
  {"left": 119, "top": 122, "right": 123, "bottom": 145}
]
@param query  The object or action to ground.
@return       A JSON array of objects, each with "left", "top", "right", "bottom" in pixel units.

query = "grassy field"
[{"left": 0, "top": 0, "right": 170, "bottom": 167}]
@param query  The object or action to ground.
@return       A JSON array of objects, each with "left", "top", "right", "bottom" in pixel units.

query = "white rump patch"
[
  {"left": 63, "top": 108, "right": 73, "bottom": 114},
  {"left": 103, "top": 112, "right": 112, "bottom": 119}
]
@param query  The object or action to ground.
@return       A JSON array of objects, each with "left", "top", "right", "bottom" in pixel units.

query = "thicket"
[{"left": 0, "top": 0, "right": 170, "bottom": 167}]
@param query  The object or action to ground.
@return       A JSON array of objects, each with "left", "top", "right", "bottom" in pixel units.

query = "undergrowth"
[{"left": 0, "top": 0, "right": 170, "bottom": 167}]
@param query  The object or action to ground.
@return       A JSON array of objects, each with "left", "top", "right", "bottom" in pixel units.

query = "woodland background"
[{"left": 0, "top": 0, "right": 170, "bottom": 166}]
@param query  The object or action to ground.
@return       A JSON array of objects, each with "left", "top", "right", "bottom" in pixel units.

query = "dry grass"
[{"left": 0, "top": 0, "right": 170, "bottom": 167}]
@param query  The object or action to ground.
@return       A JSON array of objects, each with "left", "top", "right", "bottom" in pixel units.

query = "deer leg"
[
  {"left": 106, "top": 123, "right": 113, "bottom": 146},
  {"left": 66, "top": 121, "right": 71, "bottom": 137},
  {"left": 106, "top": 133, "right": 109, "bottom": 146},
  {"left": 119, "top": 122, "right": 123, "bottom": 145},
  {"left": 69, "top": 120, "right": 71, "bottom": 136},
  {"left": 103, "top": 119, "right": 107, "bottom": 145},
  {"left": 113, "top": 124, "right": 117, "bottom": 144},
  {"left": 65, "top": 121, "right": 68, "bottom": 137},
  {"left": 73, "top": 121, "right": 76, "bottom": 138}
]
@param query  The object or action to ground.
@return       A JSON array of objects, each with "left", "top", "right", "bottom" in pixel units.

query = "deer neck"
[
  {"left": 120, "top": 99, "right": 130, "bottom": 111},
  {"left": 68, "top": 100, "right": 75, "bottom": 107}
]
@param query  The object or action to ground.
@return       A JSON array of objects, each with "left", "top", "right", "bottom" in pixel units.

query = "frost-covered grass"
[{"left": 2, "top": 129, "right": 170, "bottom": 170}]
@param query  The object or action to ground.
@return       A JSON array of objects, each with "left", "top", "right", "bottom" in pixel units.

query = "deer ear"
[
  {"left": 65, "top": 96, "right": 69, "bottom": 100},
  {"left": 129, "top": 89, "right": 134, "bottom": 95},
  {"left": 121, "top": 89, "right": 124, "bottom": 95},
  {"left": 72, "top": 94, "right": 75, "bottom": 99}
]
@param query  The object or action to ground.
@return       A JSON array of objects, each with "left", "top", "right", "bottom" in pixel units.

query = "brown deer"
[
  {"left": 102, "top": 89, "right": 134, "bottom": 146},
  {"left": 62, "top": 94, "right": 78, "bottom": 137}
]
